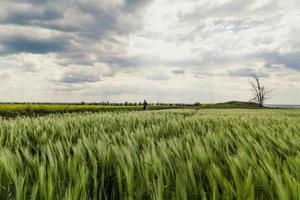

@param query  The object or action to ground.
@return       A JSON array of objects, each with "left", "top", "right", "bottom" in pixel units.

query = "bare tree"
[{"left": 250, "top": 75, "right": 270, "bottom": 107}]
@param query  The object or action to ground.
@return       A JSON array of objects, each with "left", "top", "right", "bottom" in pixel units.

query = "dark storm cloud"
[
  {"left": 172, "top": 68, "right": 185, "bottom": 75},
  {"left": 228, "top": 68, "right": 256, "bottom": 77},
  {"left": 0, "top": 0, "right": 153, "bottom": 64},
  {"left": 226, "top": 51, "right": 300, "bottom": 75},
  {"left": 19, "top": 0, "right": 49, "bottom": 5},
  {"left": 103, "top": 56, "right": 144, "bottom": 68},
  {"left": 124, "top": 0, "right": 153, "bottom": 11},
  {"left": 61, "top": 73, "right": 101, "bottom": 84},
  {"left": 0, "top": 8, "right": 63, "bottom": 26},
  {"left": 261, "top": 52, "right": 300, "bottom": 71},
  {"left": 0, "top": 35, "right": 69, "bottom": 54},
  {"left": 74, "top": 0, "right": 152, "bottom": 40}
]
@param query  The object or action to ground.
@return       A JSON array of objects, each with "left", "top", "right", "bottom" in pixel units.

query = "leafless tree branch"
[{"left": 249, "top": 74, "right": 271, "bottom": 107}]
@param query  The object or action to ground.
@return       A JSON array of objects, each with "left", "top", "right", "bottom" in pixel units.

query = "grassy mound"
[{"left": 199, "top": 101, "right": 261, "bottom": 109}]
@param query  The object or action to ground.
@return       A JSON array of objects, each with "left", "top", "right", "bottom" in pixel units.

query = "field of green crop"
[
  {"left": 0, "top": 104, "right": 180, "bottom": 118},
  {"left": 0, "top": 109, "right": 300, "bottom": 199}
]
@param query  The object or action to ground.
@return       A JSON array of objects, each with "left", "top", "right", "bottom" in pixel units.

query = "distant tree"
[
  {"left": 193, "top": 102, "right": 201, "bottom": 106},
  {"left": 250, "top": 75, "right": 271, "bottom": 107}
]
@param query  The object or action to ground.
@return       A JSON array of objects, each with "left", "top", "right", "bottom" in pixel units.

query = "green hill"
[{"left": 199, "top": 101, "right": 262, "bottom": 109}]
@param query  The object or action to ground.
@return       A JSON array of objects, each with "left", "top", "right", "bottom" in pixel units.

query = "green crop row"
[{"left": 0, "top": 104, "right": 181, "bottom": 118}]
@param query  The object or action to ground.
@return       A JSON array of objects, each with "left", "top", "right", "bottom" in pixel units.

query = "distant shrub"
[{"left": 193, "top": 102, "right": 201, "bottom": 106}]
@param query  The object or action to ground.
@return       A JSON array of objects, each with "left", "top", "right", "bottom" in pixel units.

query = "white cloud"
[{"left": 0, "top": 0, "right": 299, "bottom": 104}]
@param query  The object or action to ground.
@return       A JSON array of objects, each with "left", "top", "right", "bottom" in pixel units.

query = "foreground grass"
[{"left": 0, "top": 109, "right": 300, "bottom": 199}]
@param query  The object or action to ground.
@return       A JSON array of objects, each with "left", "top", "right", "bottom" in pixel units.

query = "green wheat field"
[{"left": 1, "top": 109, "right": 300, "bottom": 199}]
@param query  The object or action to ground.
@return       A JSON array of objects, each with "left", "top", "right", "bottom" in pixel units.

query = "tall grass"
[{"left": 0, "top": 109, "right": 300, "bottom": 199}]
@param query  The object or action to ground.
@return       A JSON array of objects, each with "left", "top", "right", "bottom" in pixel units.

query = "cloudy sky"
[{"left": 0, "top": 0, "right": 299, "bottom": 104}]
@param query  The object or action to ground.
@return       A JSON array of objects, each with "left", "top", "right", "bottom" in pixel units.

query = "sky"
[{"left": 0, "top": 0, "right": 299, "bottom": 104}]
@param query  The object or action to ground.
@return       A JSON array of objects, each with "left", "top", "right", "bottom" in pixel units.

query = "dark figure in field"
[{"left": 143, "top": 100, "right": 148, "bottom": 110}]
